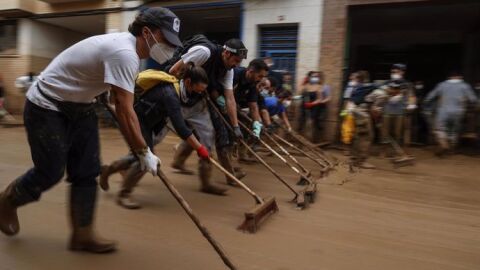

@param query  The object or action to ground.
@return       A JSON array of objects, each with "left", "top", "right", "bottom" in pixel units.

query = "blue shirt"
[{"left": 265, "top": 96, "right": 285, "bottom": 116}]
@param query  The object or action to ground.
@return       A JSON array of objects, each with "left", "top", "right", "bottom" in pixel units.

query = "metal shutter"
[{"left": 259, "top": 25, "right": 299, "bottom": 77}]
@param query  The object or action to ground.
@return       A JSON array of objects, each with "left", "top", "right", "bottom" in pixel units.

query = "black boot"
[
  {"left": 69, "top": 186, "right": 116, "bottom": 253},
  {"left": 0, "top": 178, "right": 34, "bottom": 236}
]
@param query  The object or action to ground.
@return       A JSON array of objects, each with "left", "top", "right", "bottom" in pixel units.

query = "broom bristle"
[{"left": 238, "top": 196, "right": 279, "bottom": 233}]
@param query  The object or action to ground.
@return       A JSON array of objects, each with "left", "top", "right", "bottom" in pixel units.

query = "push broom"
[
  {"left": 237, "top": 121, "right": 318, "bottom": 203},
  {"left": 100, "top": 96, "right": 237, "bottom": 269},
  {"left": 166, "top": 126, "right": 279, "bottom": 233},
  {"left": 238, "top": 112, "right": 314, "bottom": 181},
  {"left": 206, "top": 96, "right": 308, "bottom": 209}
]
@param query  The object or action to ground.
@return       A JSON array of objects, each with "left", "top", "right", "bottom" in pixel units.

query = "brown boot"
[
  {"left": 199, "top": 160, "right": 227, "bottom": 195},
  {"left": 217, "top": 147, "right": 239, "bottom": 186},
  {"left": 116, "top": 162, "right": 145, "bottom": 210},
  {"left": 0, "top": 179, "right": 33, "bottom": 236},
  {"left": 99, "top": 156, "right": 135, "bottom": 191},
  {"left": 69, "top": 186, "right": 116, "bottom": 253},
  {"left": 171, "top": 142, "right": 195, "bottom": 175}
]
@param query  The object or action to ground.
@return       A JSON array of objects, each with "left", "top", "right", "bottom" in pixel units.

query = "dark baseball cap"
[
  {"left": 141, "top": 7, "right": 182, "bottom": 47},
  {"left": 391, "top": 63, "right": 407, "bottom": 71}
]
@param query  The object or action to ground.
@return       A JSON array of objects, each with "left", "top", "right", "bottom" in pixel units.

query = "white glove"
[
  {"left": 136, "top": 147, "right": 161, "bottom": 175},
  {"left": 407, "top": 104, "right": 417, "bottom": 110}
]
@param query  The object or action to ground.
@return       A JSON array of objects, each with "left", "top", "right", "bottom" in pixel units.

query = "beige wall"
[{"left": 0, "top": 0, "right": 121, "bottom": 14}]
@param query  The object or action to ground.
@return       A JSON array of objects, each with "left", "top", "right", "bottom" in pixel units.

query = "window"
[
  {"left": 258, "top": 25, "right": 299, "bottom": 77},
  {"left": 0, "top": 20, "right": 17, "bottom": 55}
]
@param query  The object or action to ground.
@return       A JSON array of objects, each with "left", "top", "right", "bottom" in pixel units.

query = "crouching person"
[{"left": 100, "top": 64, "right": 224, "bottom": 210}]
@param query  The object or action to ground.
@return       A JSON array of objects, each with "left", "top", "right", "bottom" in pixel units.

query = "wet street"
[{"left": 1, "top": 127, "right": 479, "bottom": 270}]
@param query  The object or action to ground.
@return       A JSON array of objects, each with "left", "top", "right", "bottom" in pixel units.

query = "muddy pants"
[
  {"left": 434, "top": 111, "right": 464, "bottom": 147},
  {"left": 351, "top": 110, "right": 373, "bottom": 164},
  {"left": 12, "top": 100, "right": 99, "bottom": 206},
  {"left": 382, "top": 114, "right": 404, "bottom": 143}
]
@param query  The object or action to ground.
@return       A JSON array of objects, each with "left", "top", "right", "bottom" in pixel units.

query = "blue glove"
[
  {"left": 252, "top": 121, "right": 263, "bottom": 138},
  {"left": 216, "top": 96, "right": 226, "bottom": 108}
]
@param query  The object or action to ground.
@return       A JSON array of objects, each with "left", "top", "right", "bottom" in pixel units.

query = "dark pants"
[
  {"left": 298, "top": 105, "right": 327, "bottom": 143},
  {"left": 16, "top": 100, "right": 100, "bottom": 202},
  {"left": 208, "top": 102, "right": 233, "bottom": 149}
]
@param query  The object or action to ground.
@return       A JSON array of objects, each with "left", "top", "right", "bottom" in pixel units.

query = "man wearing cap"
[
  {"left": 233, "top": 58, "right": 269, "bottom": 163},
  {"left": 0, "top": 7, "right": 181, "bottom": 253},
  {"left": 385, "top": 63, "right": 417, "bottom": 145},
  {"left": 169, "top": 38, "right": 248, "bottom": 187}
]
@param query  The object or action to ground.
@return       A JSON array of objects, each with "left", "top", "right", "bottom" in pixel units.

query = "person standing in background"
[{"left": 299, "top": 71, "right": 331, "bottom": 143}]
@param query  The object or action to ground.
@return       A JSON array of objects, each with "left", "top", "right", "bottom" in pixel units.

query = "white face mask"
[
  {"left": 282, "top": 100, "right": 292, "bottom": 108},
  {"left": 260, "top": 89, "right": 269, "bottom": 96},
  {"left": 146, "top": 28, "right": 175, "bottom": 64},
  {"left": 391, "top": 73, "right": 402, "bottom": 80},
  {"left": 309, "top": 77, "right": 320, "bottom": 84},
  {"left": 348, "top": 81, "right": 358, "bottom": 87},
  {"left": 415, "top": 85, "right": 424, "bottom": 90}
]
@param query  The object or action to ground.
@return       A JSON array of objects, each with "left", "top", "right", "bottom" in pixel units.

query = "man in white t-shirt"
[
  {"left": 169, "top": 38, "right": 249, "bottom": 186},
  {"left": 0, "top": 7, "right": 182, "bottom": 253}
]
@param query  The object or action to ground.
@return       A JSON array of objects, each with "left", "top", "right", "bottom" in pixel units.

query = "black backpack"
[
  {"left": 159, "top": 34, "right": 215, "bottom": 72},
  {"left": 350, "top": 84, "right": 377, "bottom": 105}
]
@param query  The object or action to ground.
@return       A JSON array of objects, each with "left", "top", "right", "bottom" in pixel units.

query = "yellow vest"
[{"left": 135, "top": 69, "right": 180, "bottom": 96}]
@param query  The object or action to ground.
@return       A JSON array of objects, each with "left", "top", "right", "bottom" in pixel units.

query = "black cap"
[
  {"left": 142, "top": 7, "right": 182, "bottom": 47},
  {"left": 391, "top": 63, "right": 407, "bottom": 71}
]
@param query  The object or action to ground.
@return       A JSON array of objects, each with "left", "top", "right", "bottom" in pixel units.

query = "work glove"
[
  {"left": 304, "top": 102, "right": 315, "bottom": 109},
  {"left": 135, "top": 147, "right": 161, "bottom": 175},
  {"left": 286, "top": 126, "right": 293, "bottom": 133},
  {"left": 406, "top": 104, "right": 417, "bottom": 111},
  {"left": 216, "top": 95, "right": 226, "bottom": 109},
  {"left": 252, "top": 121, "right": 263, "bottom": 138},
  {"left": 196, "top": 145, "right": 210, "bottom": 160},
  {"left": 233, "top": 126, "right": 244, "bottom": 140}
]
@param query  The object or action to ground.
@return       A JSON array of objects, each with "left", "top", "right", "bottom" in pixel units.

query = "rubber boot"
[
  {"left": 0, "top": 178, "right": 34, "bottom": 236},
  {"left": 69, "top": 185, "right": 116, "bottom": 253},
  {"left": 117, "top": 162, "right": 144, "bottom": 210},
  {"left": 238, "top": 144, "right": 256, "bottom": 164},
  {"left": 199, "top": 160, "right": 227, "bottom": 196},
  {"left": 217, "top": 147, "right": 240, "bottom": 186},
  {"left": 171, "top": 142, "right": 195, "bottom": 175},
  {"left": 99, "top": 155, "right": 134, "bottom": 191},
  {"left": 233, "top": 167, "right": 247, "bottom": 180},
  {"left": 435, "top": 137, "right": 449, "bottom": 157}
]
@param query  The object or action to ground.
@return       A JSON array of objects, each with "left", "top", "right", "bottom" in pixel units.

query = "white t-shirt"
[
  {"left": 27, "top": 32, "right": 139, "bottom": 111},
  {"left": 180, "top": 45, "right": 233, "bottom": 91}
]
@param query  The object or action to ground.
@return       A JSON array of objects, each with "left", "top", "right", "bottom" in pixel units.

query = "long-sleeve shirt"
[
  {"left": 424, "top": 80, "right": 477, "bottom": 115},
  {"left": 134, "top": 82, "right": 192, "bottom": 140}
]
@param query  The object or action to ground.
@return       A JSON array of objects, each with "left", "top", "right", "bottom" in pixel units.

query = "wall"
[
  {"left": 0, "top": 19, "right": 87, "bottom": 113},
  {"left": 243, "top": 0, "right": 324, "bottom": 86}
]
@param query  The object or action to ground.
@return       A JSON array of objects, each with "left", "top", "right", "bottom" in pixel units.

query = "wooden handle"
[
  {"left": 205, "top": 96, "right": 299, "bottom": 196},
  {"left": 209, "top": 158, "right": 264, "bottom": 204},
  {"left": 156, "top": 169, "right": 237, "bottom": 270}
]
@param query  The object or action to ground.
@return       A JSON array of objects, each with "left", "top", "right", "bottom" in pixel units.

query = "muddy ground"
[{"left": 0, "top": 127, "right": 479, "bottom": 270}]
